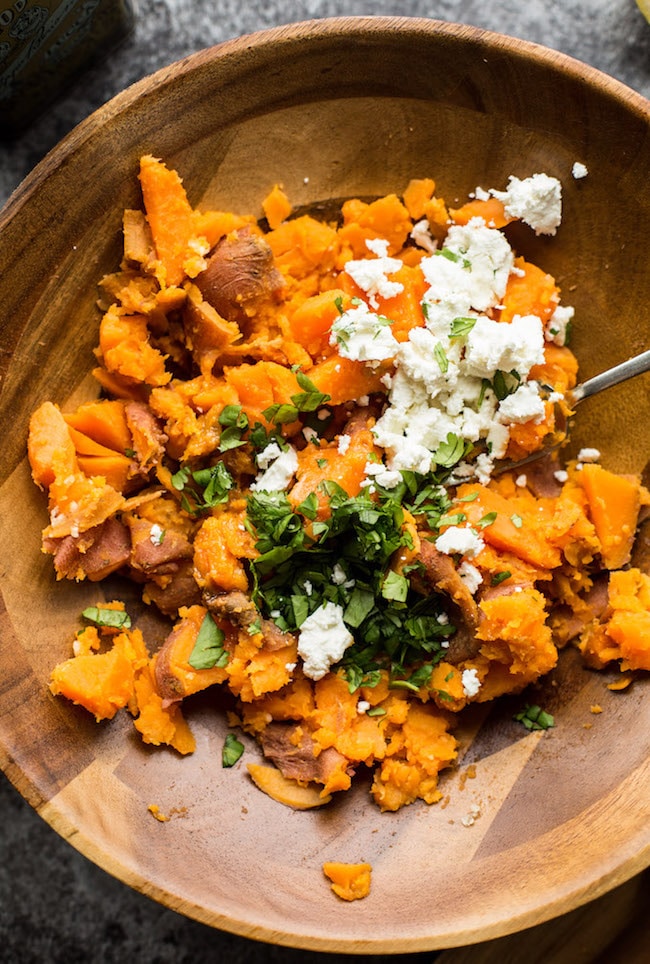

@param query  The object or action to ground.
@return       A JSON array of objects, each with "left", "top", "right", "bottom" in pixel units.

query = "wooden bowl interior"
[{"left": 1, "top": 17, "right": 649, "bottom": 952}]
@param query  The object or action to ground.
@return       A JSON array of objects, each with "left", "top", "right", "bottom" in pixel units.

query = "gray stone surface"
[{"left": 1, "top": 1, "right": 649, "bottom": 961}]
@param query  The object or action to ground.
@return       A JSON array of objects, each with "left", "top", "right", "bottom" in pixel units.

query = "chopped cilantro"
[
  {"left": 510, "top": 513, "right": 523, "bottom": 529},
  {"left": 492, "top": 369, "right": 521, "bottom": 401},
  {"left": 171, "top": 461, "right": 234, "bottom": 515},
  {"left": 434, "top": 341, "right": 449, "bottom": 373},
  {"left": 514, "top": 704, "right": 555, "bottom": 731},
  {"left": 491, "top": 570, "right": 512, "bottom": 585},
  {"left": 450, "top": 316, "right": 477, "bottom": 339},
  {"left": 477, "top": 511, "right": 497, "bottom": 529},
  {"left": 188, "top": 613, "right": 228, "bottom": 670},
  {"left": 246, "top": 481, "right": 454, "bottom": 693},
  {"left": 222, "top": 732, "right": 245, "bottom": 767},
  {"left": 81, "top": 606, "right": 131, "bottom": 630},
  {"left": 432, "top": 432, "right": 471, "bottom": 469}
]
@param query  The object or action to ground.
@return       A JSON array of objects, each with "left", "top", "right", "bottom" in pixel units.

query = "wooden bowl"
[{"left": 1, "top": 17, "right": 649, "bottom": 953}]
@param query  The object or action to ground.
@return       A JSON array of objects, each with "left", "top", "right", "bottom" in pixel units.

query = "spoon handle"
[{"left": 571, "top": 348, "right": 650, "bottom": 404}]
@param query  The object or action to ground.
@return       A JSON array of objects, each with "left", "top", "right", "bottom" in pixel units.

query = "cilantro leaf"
[
  {"left": 514, "top": 704, "right": 555, "bottom": 731},
  {"left": 188, "top": 613, "right": 228, "bottom": 670},
  {"left": 82, "top": 606, "right": 131, "bottom": 630},
  {"left": 222, "top": 732, "right": 245, "bottom": 767}
]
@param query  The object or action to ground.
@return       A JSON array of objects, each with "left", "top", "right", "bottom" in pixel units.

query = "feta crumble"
[
  {"left": 337, "top": 433, "right": 351, "bottom": 455},
  {"left": 497, "top": 381, "right": 546, "bottom": 425},
  {"left": 490, "top": 173, "right": 562, "bottom": 236},
  {"left": 577, "top": 447, "right": 600, "bottom": 463},
  {"left": 572, "top": 161, "right": 588, "bottom": 180},
  {"left": 329, "top": 300, "right": 399, "bottom": 362},
  {"left": 458, "top": 561, "right": 483, "bottom": 595},
  {"left": 435, "top": 526, "right": 485, "bottom": 559},
  {"left": 546, "top": 304, "right": 574, "bottom": 346},
  {"left": 297, "top": 602, "right": 354, "bottom": 681},
  {"left": 464, "top": 314, "right": 545, "bottom": 380},
  {"left": 149, "top": 523, "right": 165, "bottom": 546},
  {"left": 461, "top": 668, "right": 482, "bottom": 698},
  {"left": 343, "top": 238, "right": 404, "bottom": 308},
  {"left": 250, "top": 444, "right": 298, "bottom": 491}
]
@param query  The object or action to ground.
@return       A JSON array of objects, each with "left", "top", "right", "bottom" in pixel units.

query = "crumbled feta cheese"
[
  {"left": 297, "top": 602, "right": 354, "bottom": 681},
  {"left": 303, "top": 426, "right": 318, "bottom": 443},
  {"left": 303, "top": 579, "right": 313, "bottom": 596},
  {"left": 363, "top": 460, "right": 403, "bottom": 490},
  {"left": 285, "top": 662, "right": 297, "bottom": 672},
  {"left": 421, "top": 218, "right": 513, "bottom": 316},
  {"left": 474, "top": 185, "right": 491, "bottom": 201},
  {"left": 572, "top": 161, "right": 588, "bottom": 180},
  {"left": 577, "top": 447, "right": 600, "bottom": 463},
  {"left": 330, "top": 300, "right": 399, "bottom": 361},
  {"left": 515, "top": 474, "right": 527, "bottom": 488},
  {"left": 343, "top": 239, "right": 404, "bottom": 307},
  {"left": 331, "top": 563, "right": 347, "bottom": 585},
  {"left": 410, "top": 218, "right": 438, "bottom": 253},
  {"left": 250, "top": 444, "right": 298, "bottom": 491},
  {"left": 554, "top": 469, "right": 569, "bottom": 483},
  {"left": 546, "top": 303, "right": 574, "bottom": 346},
  {"left": 491, "top": 173, "right": 562, "bottom": 236},
  {"left": 337, "top": 433, "right": 351, "bottom": 455},
  {"left": 256, "top": 441, "right": 283, "bottom": 470},
  {"left": 458, "top": 561, "right": 483, "bottom": 595},
  {"left": 497, "top": 381, "right": 546, "bottom": 425},
  {"left": 461, "top": 668, "right": 482, "bottom": 698},
  {"left": 435, "top": 526, "right": 485, "bottom": 559},
  {"left": 464, "top": 314, "right": 545, "bottom": 380},
  {"left": 149, "top": 523, "right": 165, "bottom": 546},
  {"left": 357, "top": 700, "right": 370, "bottom": 714}
]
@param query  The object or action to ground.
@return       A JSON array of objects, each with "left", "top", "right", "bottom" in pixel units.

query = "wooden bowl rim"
[{"left": 2, "top": 16, "right": 650, "bottom": 953}]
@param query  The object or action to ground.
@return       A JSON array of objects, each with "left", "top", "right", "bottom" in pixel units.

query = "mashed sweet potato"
[{"left": 29, "top": 157, "right": 650, "bottom": 823}]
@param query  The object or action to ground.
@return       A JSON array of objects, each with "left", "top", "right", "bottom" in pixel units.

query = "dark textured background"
[{"left": 1, "top": 2, "right": 649, "bottom": 961}]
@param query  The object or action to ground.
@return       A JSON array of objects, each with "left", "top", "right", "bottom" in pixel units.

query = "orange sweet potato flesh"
[
  {"left": 49, "top": 628, "right": 148, "bottom": 721},
  {"left": 28, "top": 401, "right": 78, "bottom": 488},
  {"left": 138, "top": 154, "right": 197, "bottom": 287},
  {"left": 579, "top": 464, "right": 640, "bottom": 570},
  {"left": 402, "top": 177, "right": 436, "bottom": 220},
  {"left": 322, "top": 861, "right": 372, "bottom": 900},
  {"left": 133, "top": 660, "right": 196, "bottom": 754},
  {"left": 449, "top": 195, "right": 511, "bottom": 228},
  {"left": 262, "top": 184, "right": 292, "bottom": 230},
  {"left": 193, "top": 510, "right": 259, "bottom": 592},
  {"left": 454, "top": 483, "right": 562, "bottom": 569},
  {"left": 309, "top": 354, "right": 387, "bottom": 405},
  {"left": 501, "top": 257, "right": 560, "bottom": 324},
  {"left": 288, "top": 288, "right": 348, "bottom": 359},
  {"left": 65, "top": 400, "right": 132, "bottom": 453},
  {"left": 99, "top": 306, "right": 170, "bottom": 387}
]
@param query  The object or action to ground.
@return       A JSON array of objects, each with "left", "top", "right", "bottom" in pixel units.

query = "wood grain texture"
[{"left": 0, "top": 17, "right": 649, "bottom": 953}]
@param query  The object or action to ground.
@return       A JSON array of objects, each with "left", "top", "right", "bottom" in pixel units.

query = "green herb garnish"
[
  {"left": 81, "top": 606, "right": 131, "bottom": 630},
  {"left": 188, "top": 613, "right": 228, "bottom": 670},
  {"left": 514, "top": 704, "right": 555, "bottom": 731},
  {"left": 222, "top": 732, "right": 245, "bottom": 767}
]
